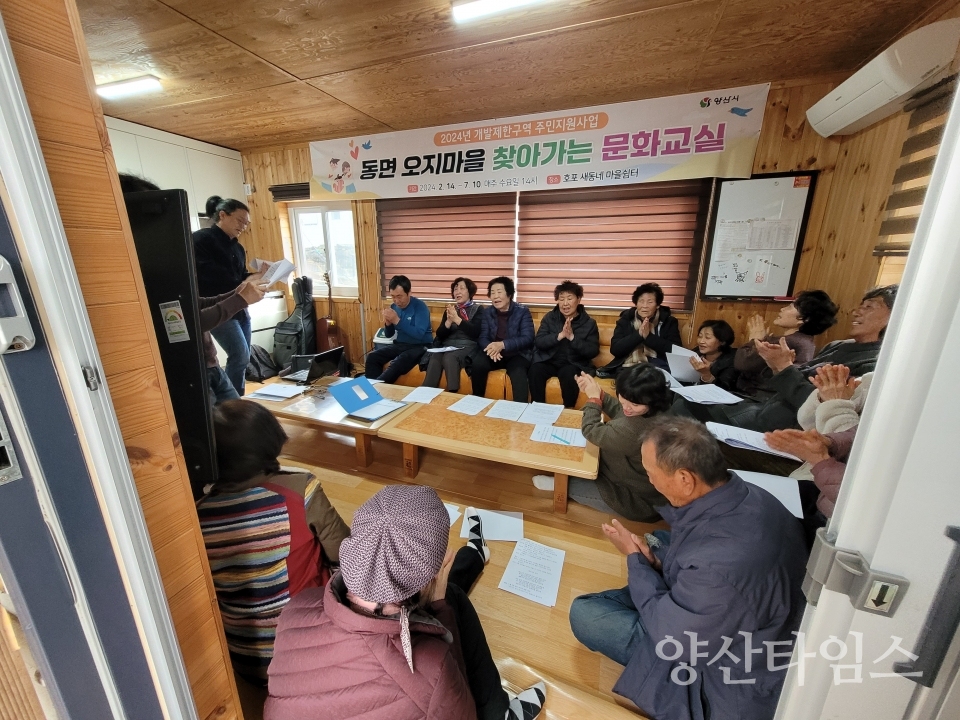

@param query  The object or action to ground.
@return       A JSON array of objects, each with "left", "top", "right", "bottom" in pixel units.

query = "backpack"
[
  {"left": 246, "top": 344, "right": 280, "bottom": 382},
  {"left": 273, "top": 276, "right": 317, "bottom": 370}
]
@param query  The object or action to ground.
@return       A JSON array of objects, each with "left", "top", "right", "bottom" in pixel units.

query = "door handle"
[
  {"left": 893, "top": 526, "right": 960, "bottom": 687},
  {"left": 0, "top": 255, "right": 34, "bottom": 353}
]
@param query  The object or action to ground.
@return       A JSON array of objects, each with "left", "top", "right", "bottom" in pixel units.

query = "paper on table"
[
  {"left": 657, "top": 367, "right": 683, "bottom": 389},
  {"left": 671, "top": 344, "right": 698, "bottom": 357},
  {"left": 444, "top": 503, "right": 462, "bottom": 526},
  {"left": 485, "top": 400, "right": 528, "bottom": 422},
  {"left": 448, "top": 395, "right": 495, "bottom": 416},
  {"left": 530, "top": 424, "right": 587, "bottom": 448},
  {"left": 426, "top": 346, "right": 460, "bottom": 353},
  {"left": 458, "top": 509, "right": 523, "bottom": 541},
  {"left": 498, "top": 538, "right": 566, "bottom": 607},
  {"left": 666, "top": 353, "right": 702, "bottom": 383},
  {"left": 260, "top": 258, "right": 296, "bottom": 285},
  {"left": 735, "top": 470, "right": 803, "bottom": 518},
  {"left": 706, "top": 422, "right": 802, "bottom": 461},
  {"left": 247, "top": 384, "right": 307, "bottom": 400},
  {"left": 672, "top": 384, "right": 742, "bottom": 405},
  {"left": 402, "top": 386, "right": 445, "bottom": 404},
  {"left": 517, "top": 402, "right": 564, "bottom": 426}
]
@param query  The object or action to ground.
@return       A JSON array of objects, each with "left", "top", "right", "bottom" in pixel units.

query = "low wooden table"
[
  {"left": 377, "top": 392, "right": 599, "bottom": 513},
  {"left": 250, "top": 377, "right": 416, "bottom": 467}
]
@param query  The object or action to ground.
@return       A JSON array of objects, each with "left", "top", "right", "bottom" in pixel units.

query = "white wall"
[{"left": 106, "top": 117, "right": 245, "bottom": 232}]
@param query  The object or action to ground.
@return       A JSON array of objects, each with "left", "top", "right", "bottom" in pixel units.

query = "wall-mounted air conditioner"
[{"left": 807, "top": 19, "right": 960, "bottom": 137}]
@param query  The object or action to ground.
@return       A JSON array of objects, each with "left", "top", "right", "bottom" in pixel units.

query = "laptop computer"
[
  {"left": 283, "top": 346, "right": 345, "bottom": 383},
  {"left": 327, "top": 377, "right": 407, "bottom": 421}
]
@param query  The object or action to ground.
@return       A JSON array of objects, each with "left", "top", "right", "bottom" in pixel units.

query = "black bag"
[
  {"left": 246, "top": 344, "right": 280, "bottom": 382},
  {"left": 273, "top": 276, "right": 317, "bottom": 370}
]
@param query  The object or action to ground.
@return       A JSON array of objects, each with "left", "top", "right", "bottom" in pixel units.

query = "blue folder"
[{"left": 327, "top": 377, "right": 406, "bottom": 421}]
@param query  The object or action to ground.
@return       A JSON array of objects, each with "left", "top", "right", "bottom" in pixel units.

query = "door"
[{"left": 773, "top": 89, "right": 960, "bottom": 718}]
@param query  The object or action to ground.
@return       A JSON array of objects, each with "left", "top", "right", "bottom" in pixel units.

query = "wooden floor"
[{"left": 234, "top": 410, "right": 666, "bottom": 719}]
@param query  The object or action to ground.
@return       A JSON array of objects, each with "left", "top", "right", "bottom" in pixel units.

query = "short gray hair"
[{"left": 642, "top": 417, "right": 728, "bottom": 487}]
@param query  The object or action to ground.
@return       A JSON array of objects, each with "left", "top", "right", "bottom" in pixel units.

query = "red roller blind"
[
  {"left": 517, "top": 182, "right": 708, "bottom": 309},
  {"left": 377, "top": 195, "right": 517, "bottom": 300}
]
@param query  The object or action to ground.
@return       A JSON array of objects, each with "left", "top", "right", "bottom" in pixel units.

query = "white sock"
[
  {"left": 532, "top": 475, "right": 555, "bottom": 491},
  {"left": 464, "top": 507, "right": 490, "bottom": 564},
  {"left": 505, "top": 681, "right": 546, "bottom": 720}
]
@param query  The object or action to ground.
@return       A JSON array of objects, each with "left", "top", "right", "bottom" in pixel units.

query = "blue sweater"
[{"left": 383, "top": 296, "right": 433, "bottom": 345}]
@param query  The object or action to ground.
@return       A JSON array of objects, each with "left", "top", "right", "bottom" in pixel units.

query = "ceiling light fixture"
[
  {"left": 452, "top": 0, "right": 560, "bottom": 23},
  {"left": 95, "top": 75, "right": 162, "bottom": 100}
]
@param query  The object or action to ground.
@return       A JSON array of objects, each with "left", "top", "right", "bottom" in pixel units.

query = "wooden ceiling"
[{"left": 75, "top": 0, "right": 946, "bottom": 151}]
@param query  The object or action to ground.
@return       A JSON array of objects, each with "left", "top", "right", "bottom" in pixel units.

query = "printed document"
[
  {"left": 485, "top": 400, "right": 528, "bottom": 422},
  {"left": 247, "top": 384, "right": 307, "bottom": 400},
  {"left": 672, "top": 384, "right": 742, "bottom": 404},
  {"left": 706, "top": 422, "right": 802, "bottom": 461},
  {"left": 666, "top": 353, "right": 702, "bottom": 383},
  {"left": 426, "top": 346, "right": 460, "bottom": 353},
  {"left": 402, "top": 386, "right": 445, "bottom": 404},
  {"left": 517, "top": 402, "right": 564, "bottom": 425},
  {"left": 735, "top": 470, "right": 803, "bottom": 518},
  {"left": 259, "top": 258, "right": 296, "bottom": 285},
  {"left": 498, "top": 539, "right": 566, "bottom": 607},
  {"left": 530, "top": 425, "right": 587, "bottom": 448},
  {"left": 448, "top": 395, "right": 495, "bottom": 415}
]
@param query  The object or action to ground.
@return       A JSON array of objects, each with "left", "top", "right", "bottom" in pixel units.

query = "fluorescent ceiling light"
[
  {"left": 96, "top": 75, "right": 162, "bottom": 100},
  {"left": 452, "top": 0, "right": 560, "bottom": 23}
]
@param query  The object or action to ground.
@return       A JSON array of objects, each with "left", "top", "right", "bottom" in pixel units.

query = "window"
[{"left": 289, "top": 204, "right": 359, "bottom": 296}]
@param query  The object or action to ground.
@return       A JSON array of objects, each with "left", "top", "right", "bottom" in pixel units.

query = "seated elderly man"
[
  {"left": 569, "top": 417, "right": 807, "bottom": 720},
  {"left": 672, "top": 285, "right": 896, "bottom": 432}
]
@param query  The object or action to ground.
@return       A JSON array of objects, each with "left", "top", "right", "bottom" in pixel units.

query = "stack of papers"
[
  {"left": 247, "top": 384, "right": 307, "bottom": 401},
  {"left": 672, "top": 384, "right": 742, "bottom": 404},
  {"left": 458, "top": 509, "right": 523, "bottom": 541},
  {"left": 735, "top": 470, "right": 803, "bottom": 518},
  {"left": 666, "top": 344, "right": 702, "bottom": 383},
  {"left": 657, "top": 368, "right": 682, "bottom": 388},
  {"left": 426, "top": 346, "right": 460, "bottom": 354},
  {"left": 530, "top": 425, "right": 587, "bottom": 448},
  {"left": 517, "top": 402, "right": 564, "bottom": 425},
  {"left": 255, "top": 258, "right": 296, "bottom": 285},
  {"left": 706, "top": 422, "right": 802, "bottom": 461},
  {"left": 448, "top": 395, "right": 494, "bottom": 415},
  {"left": 498, "top": 539, "right": 566, "bottom": 607},
  {"left": 402, "top": 386, "right": 445, "bottom": 404}
]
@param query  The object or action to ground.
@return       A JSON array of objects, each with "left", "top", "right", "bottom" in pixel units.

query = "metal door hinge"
[
  {"left": 803, "top": 527, "right": 910, "bottom": 616},
  {"left": 0, "top": 255, "right": 35, "bottom": 353},
  {"left": 82, "top": 366, "right": 99, "bottom": 391}
]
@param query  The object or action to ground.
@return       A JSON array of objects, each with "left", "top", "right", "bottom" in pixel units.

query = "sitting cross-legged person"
[
  {"left": 196, "top": 400, "right": 351, "bottom": 684},
  {"left": 423, "top": 276, "right": 483, "bottom": 392},
  {"left": 687, "top": 319, "right": 739, "bottom": 390},
  {"left": 365, "top": 274, "right": 434, "bottom": 384},
  {"left": 470, "top": 276, "right": 535, "bottom": 401},
  {"left": 569, "top": 417, "right": 807, "bottom": 720},
  {"left": 264, "top": 486, "right": 546, "bottom": 720},
  {"left": 528, "top": 280, "right": 600, "bottom": 408},
  {"left": 532, "top": 364, "right": 672, "bottom": 522},
  {"left": 672, "top": 285, "right": 896, "bottom": 432}
]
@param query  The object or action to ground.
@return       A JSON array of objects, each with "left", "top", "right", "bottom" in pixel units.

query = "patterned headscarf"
[{"left": 339, "top": 485, "right": 450, "bottom": 672}]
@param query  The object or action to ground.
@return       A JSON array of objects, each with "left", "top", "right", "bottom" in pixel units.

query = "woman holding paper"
[
  {"left": 264, "top": 486, "right": 546, "bottom": 720},
  {"left": 687, "top": 320, "right": 739, "bottom": 390},
  {"left": 423, "top": 277, "right": 483, "bottom": 392}
]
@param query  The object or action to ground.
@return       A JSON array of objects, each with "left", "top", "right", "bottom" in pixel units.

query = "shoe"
[
  {"left": 505, "top": 681, "right": 546, "bottom": 720},
  {"left": 464, "top": 507, "right": 490, "bottom": 564},
  {"left": 532, "top": 475, "right": 555, "bottom": 491}
]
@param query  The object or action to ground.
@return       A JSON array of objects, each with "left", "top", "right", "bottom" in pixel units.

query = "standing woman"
[
  {"left": 423, "top": 277, "right": 483, "bottom": 392},
  {"left": 194, "top": 196, "right": 253, "bottom": 396}
]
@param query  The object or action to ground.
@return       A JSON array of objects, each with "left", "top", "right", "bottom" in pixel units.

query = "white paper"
[
  {"left": 426, "top": 346, "right": 460, "bottom": 353},
  {"left": 498, "top": 538, "right": 566, "bottom": 607},
  {"left": 666, "top": 353, "right": 702, "bottom": 383},
  {"left": 260, "top": 258, "right": 296, "bottom": 285},
  {"left": 714, "top": 220, "right": 750, "bottom": 260},
  {"left": 671, "top": 344, "right": 698, "bottom": 357},
  {"left": 747, "top": 219, "right": 799, "bottom": 251},
  {"left": 530, "top": 424, "right": 587, "bottom": 448},
  {"left": 247, "top": 384, "right": 308, "bottom": 400},
  {"left": 735, "top": 470, "right": 803, "bottom": 519},
  {"left": 657, "top": 368, "right": 683, "bottom": 389},
  {"left": 444, "top": 503, "right": 462, "bottom": 526},
  {"left": 448, "top": 395, "right": 495, "bottom": 416},
  {"left": 458, "top": 509, "right": 523, "bottom": 541},
  {"left": 484, "top": 400, "right": 528, "bottom": 421},
  {"left": 516, "top": 402, "right": 564, "bottom": 426},
  {"left": 350, "top": 399, "right": 406, "bottom": 421},
  {"left": 672, "top": 384, "right": 742, "bottom": 405},
  {"left": 706, "top": 422, "right": 802, "bottom": 461},
  {"left": 402, "top": 386, "right": 445, "bottom": 404}
]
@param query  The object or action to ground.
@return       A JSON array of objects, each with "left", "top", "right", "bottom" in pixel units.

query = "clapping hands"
[
  {"left": 809, "top": 364, "right": 860, "bottom": 402},
  {"left": 765, "top": 428, "right": 832, "bottom": 465},
  {"left": 602, "top": 519, "right": 661, "bottom": 570},
  {"left": 756, "top": 337, "right": 796, "bottom": 374}
]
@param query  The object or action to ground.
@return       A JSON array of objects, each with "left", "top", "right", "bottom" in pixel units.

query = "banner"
[{"left": 309, "top": 84, "right": 769, "bottom": 200}]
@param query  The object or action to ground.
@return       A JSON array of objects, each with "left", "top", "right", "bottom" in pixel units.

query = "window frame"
[{"left": 288, "top": 202, "right": 359, "bottom": 298}]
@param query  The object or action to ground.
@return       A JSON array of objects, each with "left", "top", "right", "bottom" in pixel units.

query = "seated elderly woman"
[
  {"left": 470, "top": 276, "right": 535, "bottom": 401},
  {"left": 423, "top": 277, "right": 483, "bottom": 393},
  {"left": 734, "top": 290, "right": 839, "bottom": 396},
  {"left": 601, "top": 282, "right": 682, "bottom": 376},
  {"left": 196, "top": 400, "right": 351, "bottom": 684},
  {"left": 528, "top": 280, "right": 600, "bottom": 407},
  {"left": 532, "top": 364, "right": 673, "bottom": 522},
  {"left": 264, "top": 486, "right": 546, "bottom": 720},
  {"left": 687, "top": 319, "right": 738, "bottom": 390}
]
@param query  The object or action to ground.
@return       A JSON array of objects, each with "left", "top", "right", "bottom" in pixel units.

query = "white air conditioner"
[{"left": 807, "top": 19, "right": 960, "bottom": 137}]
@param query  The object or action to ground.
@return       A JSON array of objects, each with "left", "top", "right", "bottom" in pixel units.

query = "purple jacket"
[
  {"left": 615, "top": 474, "right": 807, "bottom": 720},
  {"left": 264, "top": 575, "right": 477, "bottom": 720},
  {"left": 811, "top": 427, "right": 857, "bottom": 518},
  {"left": 478, "top": 301, "right": 535, "bottom": 362}
]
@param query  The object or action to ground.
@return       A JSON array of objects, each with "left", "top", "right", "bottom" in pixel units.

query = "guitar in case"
[{"left": 273, "top": 276, "right": 317, "bottom": 370}]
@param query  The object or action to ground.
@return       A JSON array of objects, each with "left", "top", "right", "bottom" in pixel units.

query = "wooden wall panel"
[{"left": 0, "top": 0, "right": 243, "bottom": 717}]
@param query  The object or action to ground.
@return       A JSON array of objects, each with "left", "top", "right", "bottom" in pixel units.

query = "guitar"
[{"left": 316, "top": 271, "right": 343, "bottom": 352}]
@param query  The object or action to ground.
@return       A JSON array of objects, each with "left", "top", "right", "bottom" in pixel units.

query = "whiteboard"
[{"left": 702, "top": 174, "right": 815, "bottom": 298}]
